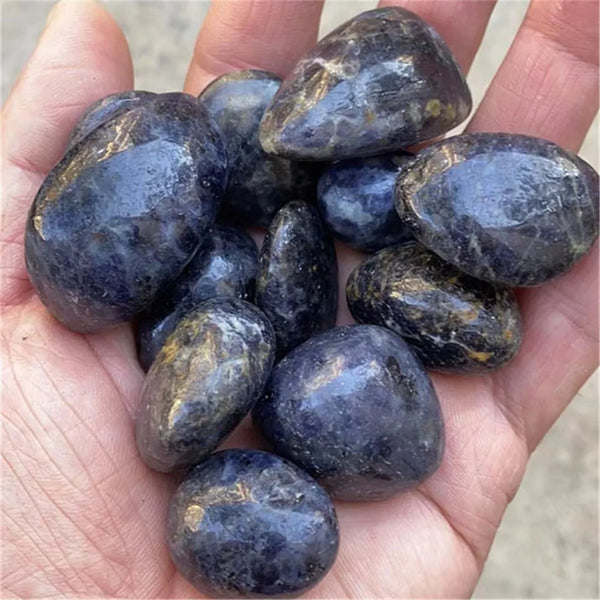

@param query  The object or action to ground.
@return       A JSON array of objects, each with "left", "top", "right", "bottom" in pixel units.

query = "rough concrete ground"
[{"left": 2, "top": 1, "right": 598, "bottom": 597}]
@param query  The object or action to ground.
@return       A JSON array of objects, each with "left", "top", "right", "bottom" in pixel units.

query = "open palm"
[{"left": 2, "top": 0, "right": 598, "bottom": 597}]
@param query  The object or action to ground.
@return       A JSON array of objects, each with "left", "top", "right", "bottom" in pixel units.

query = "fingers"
[
  {"left": 468, "top": 0, "right": 599, "bottom": 150},
  {"left": 468, "top": 0, "right": 599, "bottom": 450},
  {"left": 378, "top": 0, "right": 497, "bottom": 72},
  {"left": 0, "top": 0, "right": 132, "bottom": 307},
  {"left": 184, "top": 0, "right": 324, "bottom": 95}
]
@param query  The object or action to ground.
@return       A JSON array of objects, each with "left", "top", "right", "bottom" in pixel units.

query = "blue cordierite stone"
[
  {"left": 259, "top": 7, "right": 471, "bottom": 161},
  {"left": 25, "top": 92, "right": 227, "bottom": 332},
  {"left": 397, "top": 133, "right": 599, "bottom": 286},
  {"left": 167, "top": 449, "right": 339, "bottom": 597},
  {"left": 253, "top": 325, "right": 444, "bottom": 501},
  {"left": 199, "top": 70, "right": 319, "bottom": 227},
  {"left": 318, "top": 154, "right": 414, "bottom": 253},
  {"left": 347, "top": 242, "right": 522, "bottom": 373},
  {"left": 256, "top": 201, "right": 338, "bottom": 357},
  {"left": 136, "top": 225, "right": 258, "bottom": 371}
]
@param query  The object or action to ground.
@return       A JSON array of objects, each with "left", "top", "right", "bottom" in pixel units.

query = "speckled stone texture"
[
  {"left": 254, "top": 325, "right": 444, "bottom": 501},
  {"left": 135, "top": 298, "right": 275, "bottom": 472},
  {"left": 199, "top": 70, "right": 319, "bottom": 227},
  {"left": 67, "top": 90, "right": 156, "bottom": 150},
  {"left": 398, "top": 133, "right": 599, "bottom": 287},
  {"left": 136, "top": 225, "right": 258, "bottom": 371},
  {"left": 347, "top": 242, "right": 522, "bottom": 373},
  {"left": 256, "top": 201, "right": 338, "bottom": 357},
  {"left": 259, "top": 7, "right": 471, "bottom": 161},
  {"left": 167, "top": 449, "right": 339, "bottom": 597},
  {"left": 318, "top": 154, "right": 414, "bottom": 252},
  {"left": 25, "top": 92, "right": 228, "bottom": 332}
]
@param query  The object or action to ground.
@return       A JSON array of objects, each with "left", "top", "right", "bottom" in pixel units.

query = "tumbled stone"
[
  {"left": 199, "top": 70, "right": 319, "bottom": 227},
  {"left": 318, "top": 154, "right": 414, "bottom": 252},
  {"left": 168, "top": 449, "right": 339, "bottom": 597},
  {"left": 254, "top": 325, "right": 444, "bottom": 501},
  {"left": 259, "top": 7, "right": 471, "bottom": 161},
  {"left": 346, "top": 242, "right": 522, "bottom": 373},
  {"left": 397, "top": 133, "right": 599, "bottom": 286},
  {"left": 25, "top": 92, "right": 227, "bottom": 332},
  {"left": 68, "top": 90, "right": 156, "bottom": 150},
  {"left": 135, "top": 298, "right": 275, "bottom": 472},
  {"left": 256, "top": 201, "right": 338, "bottom": 357},
  {"left": 136, "top": 225, "right": 258, "bottom": 371}
]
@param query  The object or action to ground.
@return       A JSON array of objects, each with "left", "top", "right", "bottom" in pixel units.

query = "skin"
[{"left": 0, "top": 0, "right": 597, "bottom": 597}]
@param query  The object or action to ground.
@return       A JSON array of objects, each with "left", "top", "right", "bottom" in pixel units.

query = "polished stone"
[
  {"left": 67, "top": 90, "right": 156, "bottom": 150},
  {"left": 318, "top": 154, "right": 413, "bottom": 252},
  {"left": 199, "top": 70, "right": 319, "bottom": 227},
  {"left": 25, "top": 92, "right": 227, "bottom": 332},
  {"left": 135, "top": 298, "right": 275, "bottom": 472},
  {"left": 398, "top": 133, "right": 599, "bottom": 286},
  {"left": 136, "top": 225, "right": 258, "bottom": 371},
  {"left": 254, "top": 325, "right": 444, "bottom": 501},
  {"left": 167, "top": 449, "right": 339, "bottom": 597},
  {"left": 259, "top": 7, "right": 471, "bottom": 160},
  {"left": 256, "top": 201, "right": 338, "bottom": 357},
  {"left": 347, "top": 242, "right": 522, "bottom": 373}
]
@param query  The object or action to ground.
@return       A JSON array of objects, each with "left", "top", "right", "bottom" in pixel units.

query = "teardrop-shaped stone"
[
  {"left": 259, "top": 7, "right": 471, "bottom": 161},
  {"left": 346, "top": 242, "right": 522, "bottom": 373},
  {"left": 397, "top": 133, "right": 599, "bottom": 286}
]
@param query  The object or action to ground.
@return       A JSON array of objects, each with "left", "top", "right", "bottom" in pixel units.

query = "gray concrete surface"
[{"left": 2, "top": 1, "right": 598, "bottom": 597}]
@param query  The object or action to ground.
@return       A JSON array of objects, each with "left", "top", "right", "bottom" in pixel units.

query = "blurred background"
[{"left": 2, "top": 0, "right": 598, "bottom": 597}]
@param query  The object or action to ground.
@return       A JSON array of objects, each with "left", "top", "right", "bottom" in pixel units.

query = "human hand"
[{"left": 2, "top": 0, "right": 598, "bottom": 597}]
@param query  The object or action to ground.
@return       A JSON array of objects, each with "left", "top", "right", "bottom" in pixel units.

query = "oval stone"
[
  {"left": 256, "top": 201, "right": 338, "bottom": 357},
  {"left": 67, "top": 90, "right": 156, "bottom": 150},
  {"left": 397, "top": 133, "right": 599, "bottom": 286},
  {"left": 135, "top": 298, "right": 275, "bottom": 472},
  {"left": 167, "top": 449, "right": 339, "bottom": 597},
  {"left": 199, "top": 70, "right": 319, "bottom": 227},
  {"left": 136, "top": 225, "right": 258, "bottom": 371},
  {"left": 259, "top": 7, "right": 471, "bottom": 160},
  {"left": 25, "top": 92, "right": 227, "bottom": 332},
  {"left": 318, "top": 154, "right": 414, "bottom": 252},
  {"left": 253, "top": 325, "right": 444, "bottom": 501},
  {"left": 346, "top": 242, "right": 522, "bottom": 373}
]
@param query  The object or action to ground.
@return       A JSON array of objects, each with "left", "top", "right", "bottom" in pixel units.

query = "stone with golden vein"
[{"left": 135, "top": 298, "right": 275, "bottom": 472}]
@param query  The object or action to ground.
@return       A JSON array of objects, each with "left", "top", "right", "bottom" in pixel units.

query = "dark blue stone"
[
  {"left": 167, "top": 449, "right": 339, "bottom": 598},
  {"left": 136, "top": 225, "right": 258, "bottom": 371},
  {"left": 347, "top": 242, "right": 522, "bottom": 373},
  {"left": 199, "top": 70, "right": 319, "bottom": 227},
  {"left": 25, "top": 92, "right": 227, "bottom": 332},
  {"left": 67, "top": 90, "right": 156, "bottom": 150},
  {"left": 135, "top": 298, "right": 275, "bottom": 472},
  {"left": 259, "top": 7, "right": 471, "bottom": 160},
  {"left": 397, "top": 133, "right": 599, "bottom": 286},
  {"left": 318, "top": 154, "right": 413, "bottom": 252},
  {"left": 254, "top": 325, "right": 444, "bottom": 501},
  {"left": 256, "top": 201, "right": 338, "bottom": 357}
]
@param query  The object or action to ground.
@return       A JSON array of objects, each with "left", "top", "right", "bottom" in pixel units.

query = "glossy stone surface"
[
  {"left": 318, "top": 154, "right": 414, "bottom": 252},
  {"left": 25, "top": 92, "right": 227, "bottom": 332},
  {"left": 199, "top": 70, "right": 319, "bottom": 227},
  {"left": 68, "top": 90, "right": 156, "bottom": 150},
  {"left": 347, "top": 242, "right": 522, "bottom": 373},
  {"left": 135, "top": 298, "right": 275, "bottom": 472},
  {"left": 254, "top": 325, "right": 444, "bottom": 501},
  {"left": 256, "top": 201, "right": 338, "bottom": 357},
  {"left": 168, "top": 449, "right": 339, "bottom": 597},
  {"left": 398, "top": 133, "right": 600, "bottom": 287},
  {"left": 259, "top": 7, "right": 471, "bottom": 161},
  {"left": 137, "top": 225, "right": 258, "bottom": 371}
]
